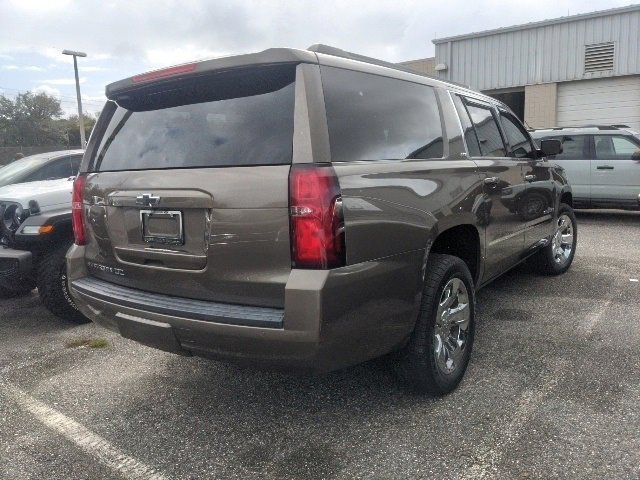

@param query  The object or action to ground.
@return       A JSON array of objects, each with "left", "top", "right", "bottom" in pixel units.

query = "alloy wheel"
[
  {"left": 552, "top": 214, "right": 574, "bottom": 265},
  {"left": 434, "top": 277, "right": 471, "bottom": 375}
]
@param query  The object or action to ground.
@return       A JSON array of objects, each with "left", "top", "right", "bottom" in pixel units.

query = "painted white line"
[
  {"left": 461, "top": 361, "right": 566, "bottom": 480},
  {"left": 1, "top": 382, "right": 167, "bottom": 480},
  {"left": 462, "top": 297, "right": 615, "bottom": 478}
]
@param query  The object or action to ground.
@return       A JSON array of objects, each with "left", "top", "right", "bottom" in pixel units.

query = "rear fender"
[{"left": 423, "top": 213, "right": 485, "bottom": 287}]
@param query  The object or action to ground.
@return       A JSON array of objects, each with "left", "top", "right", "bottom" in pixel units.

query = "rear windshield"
[{"left": 91, "top": 65, "right": 296, "bottom": 172}]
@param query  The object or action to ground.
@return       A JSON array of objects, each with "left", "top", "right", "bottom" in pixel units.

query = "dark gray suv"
[{"left": 67, "top": 45, "right": 575, "bottom": 395}]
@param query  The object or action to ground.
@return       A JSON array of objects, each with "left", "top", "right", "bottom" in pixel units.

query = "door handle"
[
  {"left": 524, "top": 174, "right": 536, "bottom": 182},
  {"left": 597, "top": 165, "right": 614, "bottom": 170},
  {"left": 483, "top": 176, "right": 500, "bottom": 185}
]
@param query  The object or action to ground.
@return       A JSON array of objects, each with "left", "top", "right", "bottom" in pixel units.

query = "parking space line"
[
  {"left": 461, "top": 360, "right": 567, "bottom": 480},
  {"left": 1, "top": 382, "right": 167, "bottom": 480},
  {"left": 579, "top": 298, "right": 614, "bottom": 335}
]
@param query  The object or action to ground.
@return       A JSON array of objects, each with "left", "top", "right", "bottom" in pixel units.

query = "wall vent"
[{"left": 584, "top": 42, "right": 615, "bottom": 73}]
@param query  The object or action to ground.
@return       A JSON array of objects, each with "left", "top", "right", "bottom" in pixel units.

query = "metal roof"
[{"left": 433, "top": 4, "right": 640, "bottom": 44}]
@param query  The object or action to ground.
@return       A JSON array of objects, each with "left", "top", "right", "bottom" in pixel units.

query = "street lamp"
[{"left": 62, "top": 49, "right": 87, "bottom": 149}]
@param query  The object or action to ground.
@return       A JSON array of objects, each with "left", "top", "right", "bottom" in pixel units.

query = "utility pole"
[{"left": 62, "top": 49, "right": 87, "bottom": 149}]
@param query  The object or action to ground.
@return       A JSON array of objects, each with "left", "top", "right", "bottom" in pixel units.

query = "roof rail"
[
  {"left": 307, "top": 44, "right": 421, "bottom": 74},
  {"left": 306, "top": 44, "right": 456, "bottom": 82},
  {"left": 531, "top": 124, "right": 631, "bottom": 131}
]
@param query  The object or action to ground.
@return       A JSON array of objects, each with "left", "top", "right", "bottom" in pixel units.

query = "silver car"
[{"left": 531, "top": 126, "right": 640, "bottom": 210}]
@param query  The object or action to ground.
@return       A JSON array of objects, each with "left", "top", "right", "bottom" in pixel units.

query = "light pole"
[{"left": 62, "top": 49, "right": 87, "bottom": 149}]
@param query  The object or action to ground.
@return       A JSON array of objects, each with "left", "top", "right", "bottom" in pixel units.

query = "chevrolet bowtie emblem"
[{"left": 135, "top": 193, "right": 160, "bottom": 207}]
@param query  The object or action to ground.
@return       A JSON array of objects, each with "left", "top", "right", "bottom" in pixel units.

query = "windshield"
[
  {"left": 91, "top": 64, "right": 296, "bottom": 172},
  {"left": 0, "top": 155, "right": 49, "bottom": 187}
]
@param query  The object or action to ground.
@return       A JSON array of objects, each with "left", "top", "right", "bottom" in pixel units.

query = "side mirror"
[{"left": 539, "top": 139, "right": 562, "bottom": 157}]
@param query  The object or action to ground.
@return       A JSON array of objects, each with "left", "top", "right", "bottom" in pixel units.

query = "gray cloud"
[
  {"left": 1, "top": 0, "right": 632, "bottom": 64},
  {"left": 0, "top": 0, "right": 632, "bottom": 117}
]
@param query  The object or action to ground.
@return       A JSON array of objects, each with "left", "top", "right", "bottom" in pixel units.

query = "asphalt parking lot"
[{"left": 1, "top": 210, "right": 639, "bottom": 480}]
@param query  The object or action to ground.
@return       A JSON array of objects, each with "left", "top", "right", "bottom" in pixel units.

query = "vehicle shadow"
[{"left": 0, "top": 290, "right": 83, "bottom": 331}]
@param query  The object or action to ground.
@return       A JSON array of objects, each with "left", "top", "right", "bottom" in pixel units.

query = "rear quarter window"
[
  {"left": 463, "top": 102, "right": 506, "bottom": 157},
  {"left": 321, "top": 67, "right": 444, "bottom": 162},
  {"left": 91, "top": 65, "right": 296, "bottom": 172}
]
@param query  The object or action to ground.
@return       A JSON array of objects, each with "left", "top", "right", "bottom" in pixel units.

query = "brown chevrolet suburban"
[{"left": 67, "top": 45, "right": 575, "bottom": 395}]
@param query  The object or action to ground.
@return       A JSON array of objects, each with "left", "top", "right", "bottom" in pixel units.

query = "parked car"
[
  {"left": 531, "top": 126, "right": 640, "bottom": 210},
  {"left": 0, "top": 177, "right": 87, "bottom": 322},
  {"left": 0, "top": 150, "right": 84, "bottom": 188},
  {"left": 67, "top": 45, "right": 574, "bottom": 395}
]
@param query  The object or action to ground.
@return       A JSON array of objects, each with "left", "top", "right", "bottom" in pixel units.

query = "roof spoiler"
[{"left": 105, "top": 48, "right": 316, "bottom": 100}]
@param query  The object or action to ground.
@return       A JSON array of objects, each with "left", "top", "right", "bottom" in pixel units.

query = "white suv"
[{"left": 531, "top": 126, "right": 640, "bottom": 210}]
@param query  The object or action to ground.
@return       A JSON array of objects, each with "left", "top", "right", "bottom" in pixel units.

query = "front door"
[
  {"left": 498, "top": 110, "right": 555, "bottom": 250},
  {"left": 591, "top": 134, "right": 640, "bottom": 208},
  {"left": 543, "top": 134, "right": 591, "bottom": 208}
]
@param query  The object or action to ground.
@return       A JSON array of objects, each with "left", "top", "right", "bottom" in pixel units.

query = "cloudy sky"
[{"left": 0, "top": 0, "right": 633, "bottom": 116}]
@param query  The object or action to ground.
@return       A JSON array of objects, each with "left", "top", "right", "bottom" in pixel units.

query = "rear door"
[
  {"left": 454, "top": 96, "right": 527, "bottom": 281},
  {"left": 82, "top": 64, "right": 299, "bottom": 308},
  {"left": 591, "top": 134, "right": 640, "bottom": 208}
]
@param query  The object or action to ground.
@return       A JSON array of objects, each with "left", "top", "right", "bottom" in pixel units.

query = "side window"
[
  {"left": 499, "top": 112, "right": 535, "bottom": 158},
  {"left": 452, "top": 95, "right": 481, "bottom": 157},
  {"left": 321, "top": 67, "right": 443, "bottom": 161},
  {"left": 464, "top": 102, "right": 506, "bottom": 157},
  {"left": 595, "top": 135, "right": 640, "bottom": 160},
  {"left": 30, "top": 157, "right": 72, "bottom": 181},
  {"left": 70, "top": 155, "right": 82, "bottom": 175}
]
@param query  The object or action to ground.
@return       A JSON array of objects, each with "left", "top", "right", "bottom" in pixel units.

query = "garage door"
[{"left": 557, "top": 76, "right": 640, "bottom": 131}]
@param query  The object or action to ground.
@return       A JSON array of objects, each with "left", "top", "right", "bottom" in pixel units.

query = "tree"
[
  {"left": 0, "top": 95, "right": 20, "bottom": 146},
  {"left": 57, "top": 113, "right": 97, "bottom": 146},
  {"left": 0, "top": 92, "right": 65, "bottom": 146}
]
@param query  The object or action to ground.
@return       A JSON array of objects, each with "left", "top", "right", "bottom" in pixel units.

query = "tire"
[
  {"left": 0, "top": 278, "right": 35, "bottom": 299},
  {"left": 37, "top": 241, "right": 88, "bottom": 323},
  {"left": 530, "top": 203, "right": 577, "bottom": 276},
  {"left": 397, "top": 253, "right": 476, "bottom": 396}
]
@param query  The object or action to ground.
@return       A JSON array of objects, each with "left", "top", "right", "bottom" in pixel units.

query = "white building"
[{"left": 429, "top": 5, "right": 640, "bottom": 130}]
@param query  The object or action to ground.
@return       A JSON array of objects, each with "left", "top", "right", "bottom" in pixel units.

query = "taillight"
[
  {"left": 289, "top": 164, "right": 346, "bottom": 269},
  {"left": 72, "top": 175, "right": 87, "bottom": 245}
]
